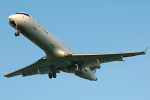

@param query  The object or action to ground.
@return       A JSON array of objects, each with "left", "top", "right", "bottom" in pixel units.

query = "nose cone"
[
  {"left": 8, "top": 14, "right": 22, "bottom": 28},
  {"left": 8, "top": 14, "right": 20, "bottom": 28},
  {"left": 8, "top": 15, "right": 15, "bottom": 22}
]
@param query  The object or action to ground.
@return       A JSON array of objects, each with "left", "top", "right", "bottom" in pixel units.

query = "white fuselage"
[{"left": 8, "top": 13, "right": 97, "bottom": 81}]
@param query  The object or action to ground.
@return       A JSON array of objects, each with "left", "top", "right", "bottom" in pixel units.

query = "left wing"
[{"left": 4, "top": 57, "right": 51, "bottom": 78}]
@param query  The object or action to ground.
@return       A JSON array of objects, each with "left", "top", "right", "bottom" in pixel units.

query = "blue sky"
[{"left": 0, "top": 0, "right": 150, "bottom": 100}]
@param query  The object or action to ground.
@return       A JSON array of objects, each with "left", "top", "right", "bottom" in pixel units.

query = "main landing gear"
[{"left": 48, "top": 72, "right": 56, "bottom": 79}]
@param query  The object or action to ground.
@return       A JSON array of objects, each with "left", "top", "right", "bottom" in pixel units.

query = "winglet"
[{"left": 144, "top": 47, "right": 148, "bottom": 54}]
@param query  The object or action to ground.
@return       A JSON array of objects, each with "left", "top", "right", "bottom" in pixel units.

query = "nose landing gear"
[
  {"left": 15, "top": 31, "right": 20, "bottom": 37},
  {"left": 9, "top": 21, "right": 20, "bottom": 37},
  {"left": 14, "top": 28, "right": 20, "bottom": 37}
]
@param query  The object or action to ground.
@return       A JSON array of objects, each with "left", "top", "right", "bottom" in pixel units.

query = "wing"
[
  {"left": 5, "top": 48, "right": 147, "bottom": 78},
  {"left": 4, "top": 57, "right": 51, "bottom": 78},
  {"left": 64, "top": 48, "right": 147, "bottom": 63}
]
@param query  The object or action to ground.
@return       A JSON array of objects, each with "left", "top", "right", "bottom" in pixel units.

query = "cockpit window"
[{"left": 16, "top": 12, "right": 30, "bottom": 17}]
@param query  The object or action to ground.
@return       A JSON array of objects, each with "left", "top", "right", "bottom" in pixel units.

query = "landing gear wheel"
[
  {"left": 52, "top": 72, "right": 56, "bottom": 78},
  {"left": 48, "top": 73, "right": 52, "bottom": 79},
  {"left": 15, "top": 32, "right": 20, "bottom": 37},
  {"left": 15, "top": 32, "right": 18, "bottom": 37}
]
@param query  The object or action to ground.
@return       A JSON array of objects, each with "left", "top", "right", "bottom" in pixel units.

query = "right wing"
[{"left": 4, "top": 57, "right": 51, "bottom": 78}]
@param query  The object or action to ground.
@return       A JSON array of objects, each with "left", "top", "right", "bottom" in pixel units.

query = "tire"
[
  {"left": 52, "top": 72, "right": 56, "bottom": 78},
  {"left": 15, "top": 33, "right": 18, "bottom": 37},
  {"left": 48, "top": 73, "right": 52, "bottom": 79}
]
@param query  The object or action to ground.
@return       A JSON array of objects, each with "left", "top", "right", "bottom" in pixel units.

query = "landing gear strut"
[
  {"left": 14, "top": 25, "right": 20, "bottom": 37},
  {"left": 75, "top": 64, "right": 81, "bottom": 74}
]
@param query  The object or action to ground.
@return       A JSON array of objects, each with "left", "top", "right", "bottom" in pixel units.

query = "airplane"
[{"left": 5, "top": 12, "right": 147, "bottom": 81}]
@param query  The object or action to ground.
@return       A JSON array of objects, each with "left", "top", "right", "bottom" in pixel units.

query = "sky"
[{"left": 0, "top": 0, "right": 150, "bottom": 100}]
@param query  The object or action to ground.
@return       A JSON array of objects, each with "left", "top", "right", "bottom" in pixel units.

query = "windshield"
[{"left": 16, "top": 12, "right": 30, "bottom": 17}]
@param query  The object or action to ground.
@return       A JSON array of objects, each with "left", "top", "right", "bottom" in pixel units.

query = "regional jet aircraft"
[{"left": 5, "top": 12, "right": 147, "bottom": 81}]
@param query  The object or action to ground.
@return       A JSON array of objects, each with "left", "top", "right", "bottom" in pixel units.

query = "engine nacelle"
[{"left": 75, "top": 68, "right": 97, "bottom": 81}]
